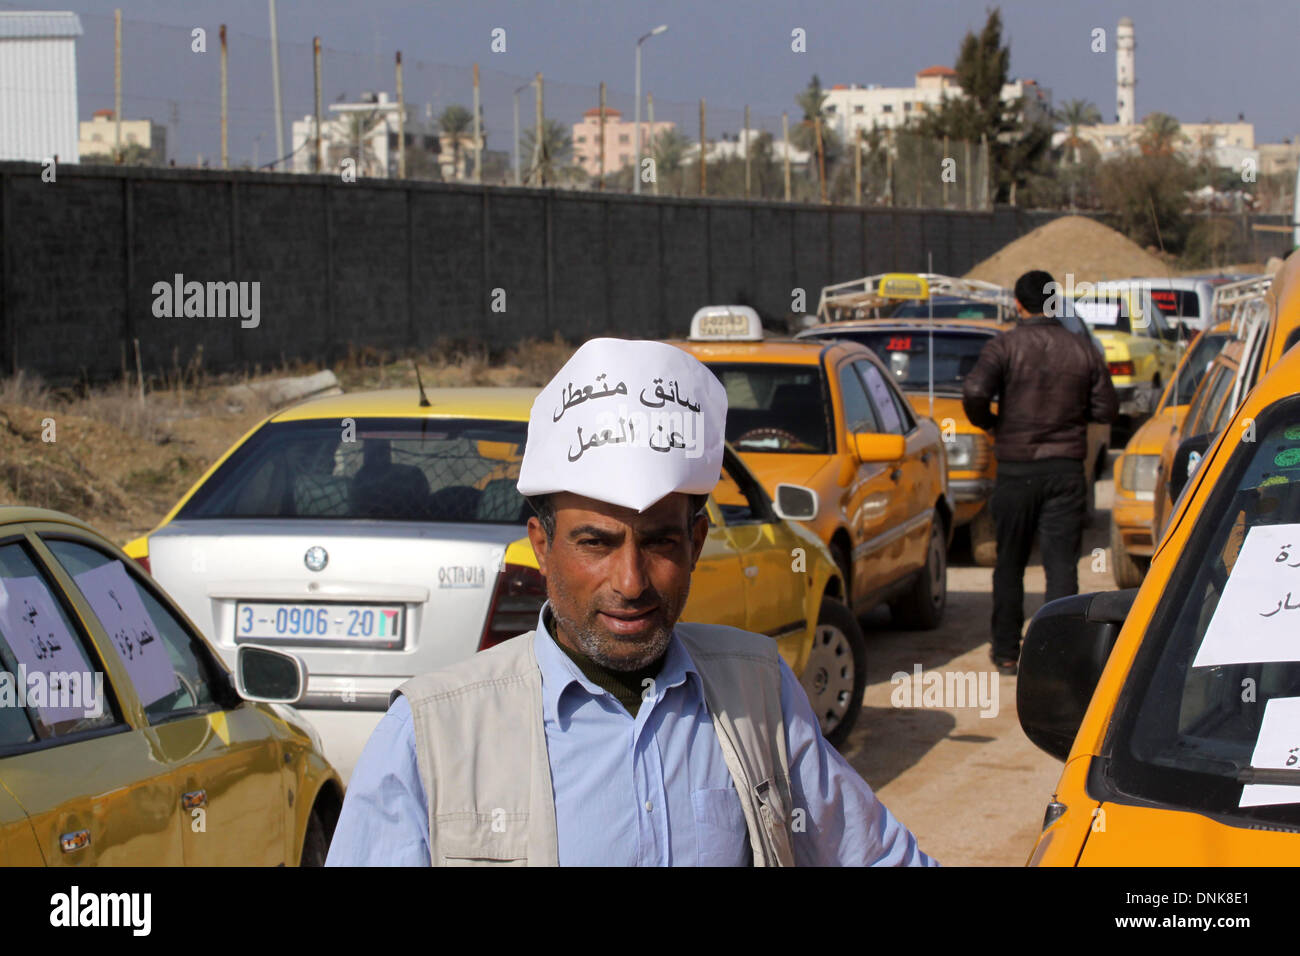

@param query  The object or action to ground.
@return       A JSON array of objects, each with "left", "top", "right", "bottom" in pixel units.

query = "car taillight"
[
  {"left": 478, "top": 563, "right": 547, "bottom": 651},
  {"left": 134, "top": 554, "right": 151, "bottom": 575},
  {"left": 1108, "top": 361, "right": 1134, "bottom": 377}
]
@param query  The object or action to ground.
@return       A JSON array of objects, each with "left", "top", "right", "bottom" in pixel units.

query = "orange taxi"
[{"left": 672, "top": 306, "right": 952, "bottom": 628}]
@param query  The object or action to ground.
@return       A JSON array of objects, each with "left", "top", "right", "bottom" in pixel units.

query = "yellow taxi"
[
  {"left": 123, "top": 385, "right": 867, "bottom": 745},
  {"left": 801, "top": 274, "right": 1108, "bottom": 565},
  {"left": 1069, "top": 280, "right": 1182, "bottom": 419},
  {"left": 672, "top": 305, "right": 952, "bottom": 627},
  {"left": 0, "top": 506, "right": 341, "bottom": 865},
  {"left": 1150, "top": 274, "right": 1284, "bottom": 541},
  {"left": 1019, "top": 341, "right": 1300, "bottom": 864},
  {"left": 1110, "top": 321, "right": 1233, "bottom": 587}
]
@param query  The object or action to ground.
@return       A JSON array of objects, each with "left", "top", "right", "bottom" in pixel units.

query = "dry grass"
[{"left": 0, "top": 337, "right": 577, "bottom": 544}]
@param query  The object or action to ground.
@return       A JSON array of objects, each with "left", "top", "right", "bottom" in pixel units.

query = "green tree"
[
  {"left": 520, "top": 117, "right": 584, "bottom": 186},
  {"left": 791, "top": 74, "right": 840, "bottom": 198},
  {"left": 650, "top": 127, "right": 692, "bottom": 196},
  {"left": 438, "top": 104, "right": 474, "bottom": 180},
  {"left": 1139, "top": 112, "right": 1183, "bottom": 157},
  {"left": 1097, "top": 152, "right": 1194, "bottom": 252},
  {"left": 918, "top": 6, "right": 1050, "bottom": 203},
  {"left": 1055, "top": 99, "right": 1102, "bottom": 165}
]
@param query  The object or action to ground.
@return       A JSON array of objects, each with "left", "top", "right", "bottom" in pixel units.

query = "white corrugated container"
[{"left": 0, "top": 12, "right": 83, "bottom": 163}]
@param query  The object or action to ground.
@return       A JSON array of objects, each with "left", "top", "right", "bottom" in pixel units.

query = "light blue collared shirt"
[{"left": 326, "top": 606, "right": 937, "bottom": 866}]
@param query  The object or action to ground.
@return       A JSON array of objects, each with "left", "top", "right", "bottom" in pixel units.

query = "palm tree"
[
  {"left": 791, "top": 74, "right": 839, "bottom": 198},
  {"left": 651, "top": 127, "right": 692, "bottom": 195},
  {"left": 1139, "top": 112, "right": 1183, "bottom": 157},
  {"left": 331, "top": 109, "right": 385, "bottom": 177},
  {"left": 1055, "top": 99, "right": 1101, "bottom": 165},
  {"left": 438, "top": 104, "right": 474, "bottom": 180},
  {"left": 520, "top": 118, "right": 579, "bottom": 186}
]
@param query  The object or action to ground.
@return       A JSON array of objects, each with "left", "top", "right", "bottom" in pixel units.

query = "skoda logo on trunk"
[{"left": 304, "top": 546, "right": 329, "bottom": 572}]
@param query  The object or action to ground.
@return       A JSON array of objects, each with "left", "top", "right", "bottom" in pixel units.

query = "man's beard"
[{"left": 548, "top": 577, "right": 689, "bottom": 672}]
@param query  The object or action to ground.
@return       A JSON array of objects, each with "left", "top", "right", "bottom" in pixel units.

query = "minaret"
[{"left": 1116, "top": 17, "right": 1136, "bottom": 126}]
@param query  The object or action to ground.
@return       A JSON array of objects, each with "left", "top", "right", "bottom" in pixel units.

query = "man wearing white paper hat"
[{"left": 327, "top": 338, "right": 936, "bottom": 867}]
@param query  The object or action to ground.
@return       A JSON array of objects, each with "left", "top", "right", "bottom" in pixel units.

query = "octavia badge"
[{"left": 304, "top": 546, "right": 328, "bottom": 572}]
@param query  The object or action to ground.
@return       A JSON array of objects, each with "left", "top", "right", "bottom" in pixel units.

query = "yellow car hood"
[
  {"left": 902, "top": 393, "right": 976, "bottom": 431},
  {"left": 733, "top": 452, "right": 837, "bottom": 492},
  {"left": 1077, "top": 800, "right": 1299, "bottom": 865}
]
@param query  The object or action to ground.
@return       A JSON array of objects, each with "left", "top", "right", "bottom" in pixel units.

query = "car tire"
[
  {"left": 890, "top": 519, "right": 947, "bottom": 630},
  {"left": 300, "top": 809, "right": 328, "bottom": 867},
  {"left": 1110, "top": 515, "right": 1146, "bottom": 589},
  {"left": 969, "top": 507, "right": 997, "bottom": 567},
  {"left": 801, "top": 597, "right": 867, "bottom": 748}
]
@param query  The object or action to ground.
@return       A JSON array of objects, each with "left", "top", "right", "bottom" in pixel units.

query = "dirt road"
[{"left": 837, "top": 460, "right": 1120, "bottom": 866}]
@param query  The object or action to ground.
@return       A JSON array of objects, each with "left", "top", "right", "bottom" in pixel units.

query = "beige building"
[
  {"left": 572, "top": 107, "right": 675, "bottom": 176},
  {"left": 78, "top": 108, "right": 166, "bottom": 164},
  {"left": 1072, "top": 120, "right": 1256, "bottom": 169},
  {"left": 1258, "top": 141, "right": 1300, "bottom": 179},
  {"left": 823, "top": 66, "right": 1053, "bottom": 141}
]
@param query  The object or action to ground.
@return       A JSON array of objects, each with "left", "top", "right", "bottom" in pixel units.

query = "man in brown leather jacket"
[{"left": 962, "top": 269, "right": 1118, "bottom": 674}]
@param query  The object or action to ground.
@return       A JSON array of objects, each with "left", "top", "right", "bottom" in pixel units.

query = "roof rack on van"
[
  {"left": 815, "top": 273, "right": 1014, "bottom": 322},
  {"left": 1211, "top": 275, "right": 1272, "bottom": 335}
]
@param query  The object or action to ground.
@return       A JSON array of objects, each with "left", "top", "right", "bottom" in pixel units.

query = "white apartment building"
[
  {"left": 822, "top": 66, "right": 1053, "bottom": 142},
  {"left": 290, "top": 92, "right": 466, "bottom": 179},
  {"left": 682, "top": 128, "right": 811, "bottom": 167}
]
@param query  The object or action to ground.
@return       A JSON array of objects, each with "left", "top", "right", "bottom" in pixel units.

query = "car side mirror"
[
  {"left": 1017, "top": 588, "right": 1137, "bottom": 760},
  {"left": 236, "top": 644, "right": 307, "bottom": 705},
  {"left": 1169, "top": 432, "right": 1213, "bottom": 506},
  {"left": 853, "top": 432, "right": 906, "bottom": 463},
  {"left": 772, "top": 483, "right": 818, "bottom": 521}
]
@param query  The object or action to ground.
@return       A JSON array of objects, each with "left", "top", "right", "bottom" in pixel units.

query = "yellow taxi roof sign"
[
  {"left": 878, "top": 273, "right": 931, "bottom": 300},
  {"left": 689, "top": 305, "right": 764, "bottom": 341}
]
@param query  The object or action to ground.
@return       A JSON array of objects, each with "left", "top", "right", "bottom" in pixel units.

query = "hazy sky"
[{"left": 10, "top": 0, "right": 1296, "bottom": 166}]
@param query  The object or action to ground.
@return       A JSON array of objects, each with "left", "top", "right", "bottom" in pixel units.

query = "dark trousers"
[{"left": 990, "top": 464, "right": 1087, "bottom": 662}]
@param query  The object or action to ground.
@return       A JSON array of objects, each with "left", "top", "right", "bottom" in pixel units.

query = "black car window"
[
  {"left": 0, "top": 541, "right": 119, "bottom": 745},
  {"left": 856, "top": 361, "right": 907, "bottom": 436},
  {"left": 45, "top": 540, "right": 221, "bottom": 725},
  {"left": 837, "top": 363, "right": 880, "bottom": 434}
]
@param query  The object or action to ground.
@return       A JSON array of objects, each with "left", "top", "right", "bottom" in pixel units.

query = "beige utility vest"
[{"left": 395, "top": 622, "right": 798, "bottom": 866}]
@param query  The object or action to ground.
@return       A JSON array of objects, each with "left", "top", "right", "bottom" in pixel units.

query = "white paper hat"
[{"left": 516, "top": 337, "right": 727, "bottom": 512}]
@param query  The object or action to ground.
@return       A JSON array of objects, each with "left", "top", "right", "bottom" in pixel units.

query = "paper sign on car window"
[
  {"left": 0, "top": 576, "right": 96, "bottom": 724},
  {"left": 73, "top": 561, "right": 178, "bottom": 707},
  {"left": 859, "top": 366, "right": 902, "bottom": 434},
  {"left": 1194, "top": 524, "right": 1300, "bottom": 668},
  {"left": 1240, "top": 696, "right": 1300, "bottom": 807},
  {"left": 1074, "top": 300, "right": 1119, "bottom": 325}
]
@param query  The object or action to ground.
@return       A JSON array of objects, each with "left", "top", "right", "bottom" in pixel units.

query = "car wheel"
[
  {"left": 891, "top": 519, "right": 947, "bottom": 629},
  {"left": 1109, "top": 515, "right": 1146, "bottom": 589},
  {"left": 969, "top": 507, "right": 997, "bottom": 567},
  {"left": 801, "top": 597, "right": 867, "bottom": 748},
  {"left": 300, "top": 809, "right": 328, "bottom": 867}
]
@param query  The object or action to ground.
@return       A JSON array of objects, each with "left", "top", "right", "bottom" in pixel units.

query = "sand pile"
[{"left": 965, "top": 215, "right": 1172, "bottom": 287}]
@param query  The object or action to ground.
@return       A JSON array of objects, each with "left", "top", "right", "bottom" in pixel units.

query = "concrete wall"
[{"left": 2, "top": 162, "right": 1287, "bottom": 383}]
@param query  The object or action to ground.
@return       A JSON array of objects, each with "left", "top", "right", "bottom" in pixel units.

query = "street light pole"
[{"left": 634, "top": 24, "right": 667, "bottom": 195}]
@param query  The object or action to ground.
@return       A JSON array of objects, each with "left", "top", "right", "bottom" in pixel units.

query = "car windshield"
[
  {"left": 1072, "top": 295, "right": 1134, "bottom": 335},
  {"left": 807, "top": 329, "right": 992, "bottom": 393},
  {"left": 1163, "top": 331, "right": 1231, "bottom": 411},
  {"left": 1151, "top": 287, "right": 1201, "bottom": 321},
  {"left": 892, "top": 300, "right": 1003, "bottom": 319},
  {"left": 704, "top": 363, "right": 831, "bottom": 453},
  {"left": 1108, "top": 397, "right": 1300, "bottom": 827},
  {"left": 176, "top": 417, "right": 531, "bottom": 523}
]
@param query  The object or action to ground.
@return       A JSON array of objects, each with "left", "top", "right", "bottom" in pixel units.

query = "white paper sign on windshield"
[
  {"left": 1194, "top": 523, "right": 1300, "bottom": 668},
  {"left": 0, "top": 575, "right": 95, "bottom": 724},
  {"left": 73, "top": 561, "right": 178, "bottom": 707},
  {"left": 1073, "top": 299, "right": 1120, "bottom": 325},
  {"left": 1239, "top": 696, "right": 1300, "bottom": 807}
]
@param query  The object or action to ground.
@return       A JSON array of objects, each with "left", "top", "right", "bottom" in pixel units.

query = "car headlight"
[
  {"left": 1120, "top": 454, "right": 1160, "bottom": 494},
  {"left": 945, "top": 433, "right": 988, "bottom": 470}
]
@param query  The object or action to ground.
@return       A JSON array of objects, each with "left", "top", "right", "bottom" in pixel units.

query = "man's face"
[{"left": 527, "top": 492, "right": 708, "bottom": 671}]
